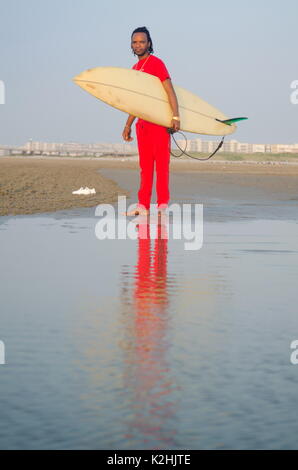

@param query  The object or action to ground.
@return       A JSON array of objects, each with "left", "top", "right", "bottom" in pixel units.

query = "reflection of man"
[
  {"left": 120, "top": 220, "right": 176, "bottom": 447},
  {"left": 122, "top": 26, "right": 180, "bottom": 216}
]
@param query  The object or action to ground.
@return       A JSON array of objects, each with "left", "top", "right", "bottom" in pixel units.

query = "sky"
[{"left": 0, "top": 0, "right": 297, "bottom": 146}]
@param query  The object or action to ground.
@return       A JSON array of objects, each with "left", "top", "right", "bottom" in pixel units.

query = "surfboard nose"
[
  {"left": 72, "top": 68, "right": 95, "bottom": 82},
  {"left": 73, "top": 72, "right": 86, "bottom": 82}
]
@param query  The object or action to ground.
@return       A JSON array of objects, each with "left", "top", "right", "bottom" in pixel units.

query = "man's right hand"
[{"left": 122, "top": 125, "right": 133, "bottom": 142}]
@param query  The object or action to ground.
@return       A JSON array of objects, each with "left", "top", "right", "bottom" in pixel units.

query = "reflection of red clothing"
[
  {"left": 134, "top": 222, "right": 168, "bottom": 315},
  {"left": 132, "top": 56, "right": 171, "bottom": 210}
]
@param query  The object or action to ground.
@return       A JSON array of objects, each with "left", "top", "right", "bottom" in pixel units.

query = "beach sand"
[
  {"left": 1, "top": 156, "right": 298, "bottom": 216},
  {"left": 0, "top": 156, "right": 129, "bottom": 216}
]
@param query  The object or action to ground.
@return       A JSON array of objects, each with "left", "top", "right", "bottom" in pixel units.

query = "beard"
[{"left": 132, "top": 48, "right": 150, "bottom": 57}]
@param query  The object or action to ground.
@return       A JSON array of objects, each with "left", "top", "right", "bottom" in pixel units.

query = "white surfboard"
[{"left": 73, "top": 66, "right": 245, "bottom": 136}]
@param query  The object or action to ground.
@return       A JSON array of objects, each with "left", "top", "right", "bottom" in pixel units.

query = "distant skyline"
[
  {"left": 0, "top": 0, "right": 297, "bottom": 146},
  {"left": 2, "top": 136, "right": 298, "bottom": 156}
]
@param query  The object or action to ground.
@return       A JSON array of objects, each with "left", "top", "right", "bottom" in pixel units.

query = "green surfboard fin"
[{"left": 216, "top": 117, "right": 248, "bottom": 126}]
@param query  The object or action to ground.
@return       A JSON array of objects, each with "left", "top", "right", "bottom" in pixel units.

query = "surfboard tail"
[{"left": 215, "top": 117, "right": 248, "bottom": 126}]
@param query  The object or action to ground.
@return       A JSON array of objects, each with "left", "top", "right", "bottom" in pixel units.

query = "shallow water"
[{"left": 0, "top": 169, "right": 298, "bottom": 449}]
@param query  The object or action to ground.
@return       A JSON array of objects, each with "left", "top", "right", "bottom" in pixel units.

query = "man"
[{"left": 122, "top": 26, "right": 180, "bottom": 216}]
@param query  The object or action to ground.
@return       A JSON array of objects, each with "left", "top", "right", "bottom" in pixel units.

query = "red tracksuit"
[{"left": 132, "top": 55, "right": 171, "bottom": 210}]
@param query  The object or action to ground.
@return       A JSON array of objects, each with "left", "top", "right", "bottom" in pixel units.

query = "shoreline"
[
  {"left": 1, "top": 156, "right": 298, "bottom": 216},
  {"left": 2, "top": 154, "right": 298, "bottom": 166},
  {"left": 2, "top": 154, "right": 298, "bottom": 171}
]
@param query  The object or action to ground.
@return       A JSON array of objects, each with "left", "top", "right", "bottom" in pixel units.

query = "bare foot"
[
  {"left": 122, "top": 208, "right": 149, "bottom": 216},
  {"left": 157, "top": 204, "right": 168, "bottom": 213}
]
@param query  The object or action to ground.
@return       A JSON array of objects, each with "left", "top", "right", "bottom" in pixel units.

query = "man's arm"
[
  {"left": 162, "top": 78, "right": 180, "bottom": 132},
  {"left": 122, "top": 114, "right": 136, "bottom": 141}
]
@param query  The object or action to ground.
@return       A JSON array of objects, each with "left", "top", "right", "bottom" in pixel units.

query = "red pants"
[{"left": 136, "top": 119, "right": 170, "bottom": 210}]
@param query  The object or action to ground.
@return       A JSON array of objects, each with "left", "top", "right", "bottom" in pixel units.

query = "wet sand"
[
  {"left": 0, "top": 157, "right": 129, "bottom": 216},
  {"left": 1, "top": 156, "right": 298, "bottom": 216}
]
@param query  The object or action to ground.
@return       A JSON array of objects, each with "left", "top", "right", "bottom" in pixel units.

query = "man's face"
[{"left": 131, "top": 32, "right": 150, "bottom": 57}]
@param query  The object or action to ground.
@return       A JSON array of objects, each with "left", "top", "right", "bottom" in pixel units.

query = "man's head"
[{"left": 131, "top": 26, "right": 154, "bottom": 57}]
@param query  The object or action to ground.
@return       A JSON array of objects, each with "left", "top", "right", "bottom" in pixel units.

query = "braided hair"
[{"left": 131, "top": 26, "right": 154, "bottom": 54}]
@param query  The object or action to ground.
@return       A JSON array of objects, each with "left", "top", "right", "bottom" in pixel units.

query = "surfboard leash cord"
[{"left": 168, "top": 129, "right": 225, "bottom": 161}]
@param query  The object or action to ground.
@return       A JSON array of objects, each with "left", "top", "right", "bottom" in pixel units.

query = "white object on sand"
[{"left": 72, "top": 187, "right": 96, "bottom": 195}]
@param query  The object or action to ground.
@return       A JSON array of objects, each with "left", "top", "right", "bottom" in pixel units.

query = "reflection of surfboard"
[{"left": 73, "top": 67, "right": 247, "bottom": 136}]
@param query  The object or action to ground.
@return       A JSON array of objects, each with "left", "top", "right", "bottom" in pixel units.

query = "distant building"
[
  {"left": 269, "top": 144, "right": 295, "bottom": 153},
  {"left": 222, "top": 140, "right": 239, "bottom": 153},
  {"left": 252, "top": 144, "right": 266, "bottom": 153},
  {"left": 22, "top": 140, "right": 138, "bottom": 155},
  {"left": 175, "top": 139, "right": 298, "bottom": 154},
  {"left": 1, "top": 138, "right": 298, "bottom": 156}
]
